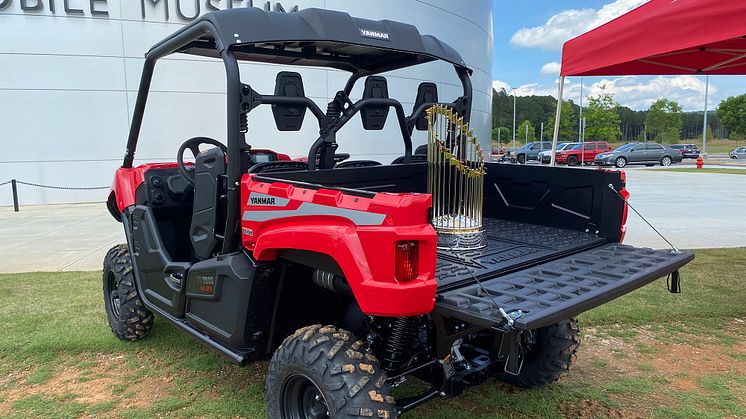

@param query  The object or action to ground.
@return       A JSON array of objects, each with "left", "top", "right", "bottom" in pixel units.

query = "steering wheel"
[{"left": 176, "top": 136, "right": 227, "bottom": 185}]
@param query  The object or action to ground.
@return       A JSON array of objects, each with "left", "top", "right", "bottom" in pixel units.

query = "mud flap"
[{"left": 435, "top": 244, "right": 694, "bottom": 330}]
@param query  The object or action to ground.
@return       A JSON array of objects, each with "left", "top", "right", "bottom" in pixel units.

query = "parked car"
[
  {"left": 510, "top": 141, "right": 553, "bottom": 163},
  {"left": 729, "top": 147, "right": 746, "bottom": 159},
  {"left": 594, "top": 142, "right": 683, "bottom": 168},
  {"left": 556, "top": 141, "right": 611, "bottom": 166},
  {"left": 539, "top": 142, "right": 577, "bottom": 164},
  {"left": 670, "top": 143, "right": 700, "bottom": 159}
]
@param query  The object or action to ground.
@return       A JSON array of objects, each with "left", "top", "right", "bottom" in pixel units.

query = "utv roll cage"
[{"left": 122, "top": 7, "right": 474, "bottom": 257}]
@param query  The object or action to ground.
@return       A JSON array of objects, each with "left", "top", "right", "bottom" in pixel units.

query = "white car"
[{"left": 538, "top": 142, "right": 579, "bottom": 164}]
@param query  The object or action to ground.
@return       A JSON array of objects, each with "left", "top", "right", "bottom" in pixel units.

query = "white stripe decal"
[{"left": 242, "top": 202, "right": 386, "bottom": 225}]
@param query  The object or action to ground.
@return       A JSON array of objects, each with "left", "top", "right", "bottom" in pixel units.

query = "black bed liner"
[
  {"left": 436, "top": 219, "right": 607, "bottom": 291},
  {"left": 435, "top": 244, "right": 694, "bottom": 331}
]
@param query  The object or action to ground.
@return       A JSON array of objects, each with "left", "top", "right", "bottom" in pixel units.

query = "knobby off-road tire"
[
  {"left": 495, "top": 318, "right": 580, "bottom": 389},
  {"left": 103, "top": 244, "right": 154, "bottom": 341},
  {"left": 267, "top": 325, "right": 397, "bottom": 419}
]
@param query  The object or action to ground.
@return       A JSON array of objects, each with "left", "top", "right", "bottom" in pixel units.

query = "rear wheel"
[
  {"left": 103, "top": 244, "right": 153, "bottom": 341},
  {"left": 566, "top": 156, "right": 579, "bottom": 166},
  {"left": 661, "top": 156, "right": 673, "bottom": 166},
  {"left": 267, "top": 325, "right": 397, "bottom": 419},
  {"left": 614, "top": 157, "right": 627, "bottom": 168},
  {"left": 495, "top": 318, "right": 580, "bottom": 389}
]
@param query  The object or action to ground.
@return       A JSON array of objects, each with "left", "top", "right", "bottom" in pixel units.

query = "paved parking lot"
[{"left": 0, "top": 167, "right": 744, "bottom": 273}]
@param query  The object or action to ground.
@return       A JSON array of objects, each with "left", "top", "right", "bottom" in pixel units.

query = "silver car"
[
  {"left": 594, "top": 142, "right": 683, "bottom": 168},
  {"left": 730, "top": 147, "right": 746, "bottom": 159}
]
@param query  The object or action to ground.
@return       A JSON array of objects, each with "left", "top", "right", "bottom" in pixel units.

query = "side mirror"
[
  {"left": 361, "top": 76, "right": 390, "bottom": 130},
  {"left": 272, "top": 72, "right": 306, "bottom": 131},
  {"left": 413, "top": 82, "right": 438, "bottom": 131}
]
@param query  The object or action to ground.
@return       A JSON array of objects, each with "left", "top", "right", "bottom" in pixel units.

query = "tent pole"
[
  {"left": 550, "top": 76, "right": 565, "bottom": 166},
  {"left": 702, "top": 75, "right": 709, "bottom": 158}
]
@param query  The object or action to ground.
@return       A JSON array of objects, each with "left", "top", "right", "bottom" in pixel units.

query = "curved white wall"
[{"left": 0, "top": 0, "right": 492, "bottom": 205}]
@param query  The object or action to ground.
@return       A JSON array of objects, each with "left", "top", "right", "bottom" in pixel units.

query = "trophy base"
[{"left": 436, "top": 230, "right": 486, "bottom": 250}]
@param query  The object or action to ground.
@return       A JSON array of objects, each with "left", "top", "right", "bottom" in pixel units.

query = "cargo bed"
[
  {"left": 436, "top": 243, "right": 694, "bottom": 330},
  {"left": 436, "top": 218, "right": 607, "bottom": 291}
]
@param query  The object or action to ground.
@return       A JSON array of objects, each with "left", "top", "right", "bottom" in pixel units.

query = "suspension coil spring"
[
  {"left": 239, "top": 112, "right": 249, "bottom": 133},
  {"left": 325, "top": 100, "right": 342, "bottom": 119},
  {"left": 382, "top": 317, "right": 418, "bottom": 372}
]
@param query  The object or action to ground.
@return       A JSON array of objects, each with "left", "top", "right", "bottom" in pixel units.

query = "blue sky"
[{"left": 491, "top": 0, "right": 744, "bottom": 111}]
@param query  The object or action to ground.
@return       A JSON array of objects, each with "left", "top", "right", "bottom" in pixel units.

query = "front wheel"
[
  {"left": 517, "top": 154, "right": 526, "bottom": 164},
  {"left": 731, "top": 155, "right": 738, "bottom": 160},
  {"left": 661, "top": 156, "right": 673, "bottom": 166},
  {"left": 567, "top": 156, "right": 579, "bottom": 166},
  {"left": 494, "top": 318, "right": 580, "bottom": 389},
  {"left": 614, "top": 157, "right": 627, "bottom": 168},
  {"left": 103, "top": 244, "right": 153, "bottom": 341},
  {"left": 267, "top": 325, "right": 397, "bottom": 419}
]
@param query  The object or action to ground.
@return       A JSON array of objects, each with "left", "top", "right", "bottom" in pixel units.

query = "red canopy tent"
[{"left": 550, "top": 0, "right": 746, "bottom": 164}]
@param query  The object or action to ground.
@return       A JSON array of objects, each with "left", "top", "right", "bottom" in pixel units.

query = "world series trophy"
[{"left": 426, "top": 105, "right": 486, "bottom": 250}]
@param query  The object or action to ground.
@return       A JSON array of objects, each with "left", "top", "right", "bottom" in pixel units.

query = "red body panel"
[
  {"left": 241, "top": 174, "right": 438, "bottom": 317},
  {"left": 110, "top": 163, "right": 181, "bottom": 212}
]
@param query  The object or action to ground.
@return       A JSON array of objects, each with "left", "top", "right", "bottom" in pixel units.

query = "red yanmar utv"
[{"left": 104, "top": 8, "right": 693, "bottom": 418}]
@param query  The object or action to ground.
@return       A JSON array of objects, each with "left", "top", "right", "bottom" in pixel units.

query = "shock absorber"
[{"left": 382, "top": 317, "right": 419, "bottom": 372}]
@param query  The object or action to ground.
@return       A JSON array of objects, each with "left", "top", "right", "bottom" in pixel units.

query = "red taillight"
[
  {"left": 395, "top": 241, "right": 419, "bottom": 282},
  {"left": 619, "top": 187, "right": 630, "bottom": 243}
]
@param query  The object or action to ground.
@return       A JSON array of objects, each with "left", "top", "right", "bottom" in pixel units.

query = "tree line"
[{"left": 491, "top": 88, "right": 746, "bottom": 145}]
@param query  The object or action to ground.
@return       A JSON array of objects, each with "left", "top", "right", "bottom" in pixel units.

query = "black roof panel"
[{"left": 151, "top": 8, "right": 469, "bottom": 75}]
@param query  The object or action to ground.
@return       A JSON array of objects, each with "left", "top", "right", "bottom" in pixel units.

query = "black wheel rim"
[
  {"left": 106, "top": 271, "right": 121, "bottom": 320},
  {"left": 281, "top": 373, "right": 329, "bottom": 419}
]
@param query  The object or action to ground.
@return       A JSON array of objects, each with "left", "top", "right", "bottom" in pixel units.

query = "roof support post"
[
  {"left": 221, "top": 49, "right": 242, "bottom": 254},
  {"left": 550, "top": 76, "right": 565, "bottom": 167}
]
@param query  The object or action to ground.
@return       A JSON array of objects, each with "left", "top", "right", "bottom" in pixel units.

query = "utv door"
[{"left": 126, "top": 206, "right": 190, "bottom": 318}]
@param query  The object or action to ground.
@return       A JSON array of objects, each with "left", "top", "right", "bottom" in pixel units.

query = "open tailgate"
[{"left": 435, "top": 244, "right": 694, "bottom": 330}]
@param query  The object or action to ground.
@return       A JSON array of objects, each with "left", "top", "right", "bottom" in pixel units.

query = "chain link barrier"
[{"left": 0, "top": 180, "right": 108, "bottom": 190}]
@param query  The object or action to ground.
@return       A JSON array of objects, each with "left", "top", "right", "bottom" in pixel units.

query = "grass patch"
[
  {"left": 651, "top": 168, "right": 746, "bottom": 175},
  {"left": 0, "top": 248, "right": 744, "bottom": 418}
]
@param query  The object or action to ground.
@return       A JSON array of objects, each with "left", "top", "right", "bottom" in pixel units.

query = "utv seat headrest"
[
  {"left": 272, "top": 71, "right": 306, "bottom": 131},
  {"left": 361, "top": 76, "right": 389, "bottom": 131}
]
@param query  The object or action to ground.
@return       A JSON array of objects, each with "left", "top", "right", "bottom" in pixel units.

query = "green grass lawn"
[
  {"left": 1, "top": 248, "right": 745, "bottom": 418},
  {"left": 651, "top": 167, "right": 746, "bottom": 175}
]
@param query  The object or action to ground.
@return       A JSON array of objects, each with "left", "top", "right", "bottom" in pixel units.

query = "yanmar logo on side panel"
[
  {"left": 359, "top": 28, "right": 390, "bottom": 41},
  {"left": 247, "top": 193, "right": 289, "bottom": 207}
]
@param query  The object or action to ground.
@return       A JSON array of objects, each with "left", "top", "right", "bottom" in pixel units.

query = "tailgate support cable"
[
  {"left": 607, "top": 183, "right": 680, "bottom": 253},
  {"left": 444, "top": 242, "right": 516, "bottom": 329},
  {"left": 608, "top": 183, "right": 683, "bottom": 294}
]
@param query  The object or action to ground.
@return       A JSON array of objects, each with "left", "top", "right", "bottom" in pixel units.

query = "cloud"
[
  {"left": 494, "top": 76, "right": 717, "bottom": 111},
  {"left": 492, "top": 80, "right": 511, "bottom": 92},
  {"left": 586, "top": 76, "right": 716, "bottom": 110},
  {"left": 540, "top": 62, "right": 561, "bottom": 76},
  {"left": 510, "top": 0, "right": 649, "bottom": 51}
]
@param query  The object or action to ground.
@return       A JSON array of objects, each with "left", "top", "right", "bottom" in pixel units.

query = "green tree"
[
  {"left": 716, "top": 94, "right": 746, "bottom": 139},
  {"left": 516, "top": 120, "right": 536, "bottom": 144},
  {"left": 546, "top": 100, "right": 577, "bottom": 142},
  {"left": 584, "top": 93, "right": 621, "bottom": 141},
  {"left": 645, "top": 98, "right": 683, "bottom": 143},
  {"left": 492, "top": 127, "right": 510, "bottom": 145}
]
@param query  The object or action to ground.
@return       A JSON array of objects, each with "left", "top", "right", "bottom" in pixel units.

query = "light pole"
[
  {"left": 525, "top": 123, "right": 529, "bottom": 145},
  {"left": 702, "top": 75, "right": 709, "bottom": 158},
  {"left": 512, "top": 90, "right": 517, "bottom": 150},
  {"left": 578, "top": 77, "right": 584, "bottom": 142},
  {"left": 540, "top": 122, "right": 544, "bottom": 141}
]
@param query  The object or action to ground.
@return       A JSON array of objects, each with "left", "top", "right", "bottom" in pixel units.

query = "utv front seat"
[{"left": 190, "top": 147, "right": 226, "bottom": 260}]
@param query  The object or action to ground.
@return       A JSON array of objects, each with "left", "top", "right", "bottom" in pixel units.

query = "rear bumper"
[{"left": 435, "top": 244, "right": 694, "bottom": 330}]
